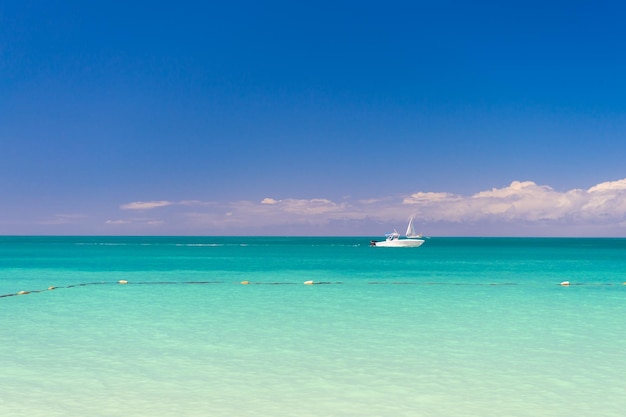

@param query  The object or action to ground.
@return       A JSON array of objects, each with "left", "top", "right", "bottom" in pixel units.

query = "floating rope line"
[
  {"left": 0, "top": 279, "right": 337, "bottom": 298},
  {"left": 0, "top": 280, "right": 223, "bottom": 298},
  {"left": 2, "top": 279, "right": 625, "bottom": 299},
  {"left": 367, "top": 281, "right": 520, "bottom": 286}
]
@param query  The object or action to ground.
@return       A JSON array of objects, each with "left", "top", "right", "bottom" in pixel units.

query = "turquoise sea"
[{"left": 1, "top": 236, "right": 625, "bottom": 417}]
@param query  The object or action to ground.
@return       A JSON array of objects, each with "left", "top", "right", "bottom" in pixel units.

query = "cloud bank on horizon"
[{"left": 106, "top": 177, "right": 626, "bottom": 236}]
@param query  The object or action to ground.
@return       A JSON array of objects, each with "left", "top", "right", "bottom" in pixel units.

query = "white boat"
[{"left": 370, "top": 217, "right": 425, "bottom": 247}]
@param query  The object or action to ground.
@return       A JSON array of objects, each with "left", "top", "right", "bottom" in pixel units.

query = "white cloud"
[
  {"left": 236, "top": 198, "right": 356, "bottom": 223},
  {"left": 256, "top": 198, "right": 351, "bottom": 216},
  {"left": 467, "top": 181, "right": 579, "bottom": 221},
  {"left": 120, "top": 200, "right": 214, "bottom": 210},
  {"left": 105, "top": 217, "right": 163, "bottom": 226},
  {"left": 402, "top": 180, "right": 626, "bottom": 224},
  {"left": 580, "top": 179, "right": 626, "bottom": 220},
  {"left": 40, "top": 213, "right": 88, "bottom": 225},
  {"left": 105, "top": 219, "right": 131, "bottom": 225},
  {"left": 280, "top": 198, "right": 347, "bottom": 215},
  {"left": 588, "top": 178, "right": 626, "bottom": 193},
  {"left": 121, "top": 200, "right": 173, "bottom": 210},
  {"left": 473, "top": 180, "right": 547, "bottom": 198},
  {"left": 261, "top": 198, "right": 280, "bottom": 205},
  {"left": 403, "top": 192, "right": 457, "bottom": 204},
  {"left": 114, "top": 178, "right": 626, "bottom": 235}
]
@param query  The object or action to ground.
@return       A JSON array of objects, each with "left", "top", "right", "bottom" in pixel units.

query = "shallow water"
[{"left": 2, "top": 237, "right": 625, "bottom": 416}]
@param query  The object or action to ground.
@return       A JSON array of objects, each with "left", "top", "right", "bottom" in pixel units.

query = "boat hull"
[{"left": 372, "top": 238, "right": 425, "bottom": 247}]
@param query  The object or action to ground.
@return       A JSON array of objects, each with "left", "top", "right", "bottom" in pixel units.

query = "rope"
[{"left": 2, "top": 279, "right": 624, "bottom": 299}]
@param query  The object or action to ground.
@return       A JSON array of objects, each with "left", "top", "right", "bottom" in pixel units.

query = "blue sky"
[{"left": 2, "top": 0, "right": 626, "bottom": 236}]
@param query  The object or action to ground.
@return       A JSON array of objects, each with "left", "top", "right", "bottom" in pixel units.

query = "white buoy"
[
  {"left": 560, "top": 281, "right": 570, "bottom": 286},
  {"left": 304, "top": 280, "right": 314, "bottom": 285},
  {"left": 118, "top": 280, "right": 128, "bottom": 284}
]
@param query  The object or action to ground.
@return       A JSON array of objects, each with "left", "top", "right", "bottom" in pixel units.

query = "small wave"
[
  {"left": 174, "top": 243, "right": 224, "bottom": 247},
  {"left": 75, "top": 243, "right": 130, "bottom": 246}
]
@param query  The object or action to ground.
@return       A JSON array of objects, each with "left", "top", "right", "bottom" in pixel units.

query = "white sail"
[{"left": 405, "top": 217, "right": 420, "bottom": 238}]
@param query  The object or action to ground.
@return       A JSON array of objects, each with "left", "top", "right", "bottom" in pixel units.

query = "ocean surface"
[{"left": 1, "top": 236, "right": 625, "bottom": 417}]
